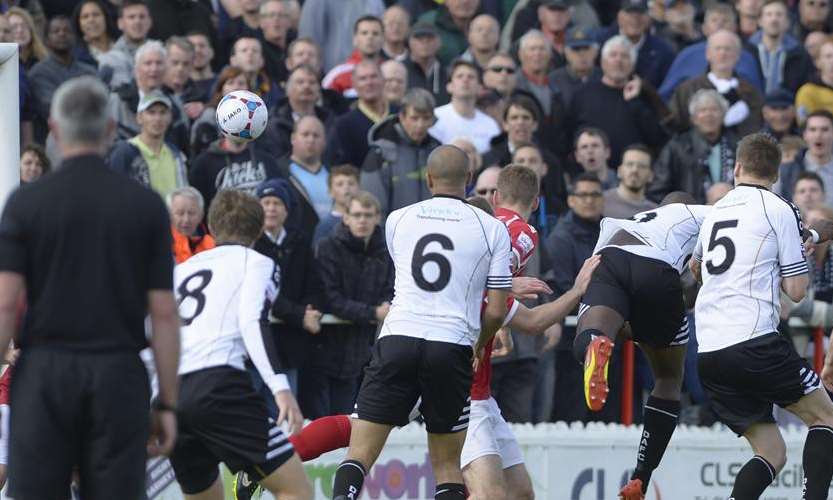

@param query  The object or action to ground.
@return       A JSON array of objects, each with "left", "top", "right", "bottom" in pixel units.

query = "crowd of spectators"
[{"left": 11, "top": 0, "right": 833, "bottom": 426}]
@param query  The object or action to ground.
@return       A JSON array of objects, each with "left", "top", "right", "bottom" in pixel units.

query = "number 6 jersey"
[
  {"left": 694, "top": 184, "right": 808, "bottom": 353},
  {"left": 380, "top": 195, "right": 513, "bottom": 347},
  {"left": 174, "top": 245, "right": 289, "bottom": 394}
]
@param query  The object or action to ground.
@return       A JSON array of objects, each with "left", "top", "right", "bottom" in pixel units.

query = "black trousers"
[{"left": 8, "top": 348, "right": 150, "bottom": 500}]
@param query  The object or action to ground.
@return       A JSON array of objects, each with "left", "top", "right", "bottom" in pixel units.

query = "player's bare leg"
[
  {"left": 786, "top": 388, "right": 833, "bottom": 499},
  {"left": 620, "top": 344, "right": 685, "bottom": 499},
  {"left": 731, "top": 423, "right": 786, "bottom": 500},
  {"left": 574, "top": 305, "right": 625, "bottom": 411},
  {"left": 183, "top": 475, "right": 225, "bottom": 500},
  {"left": 427, "top": 431, "right": 468, "bottom": 498},
  {"left": 332, "top": 419, "right": 393, "bottom": 499},
  {"left": 463, "top": 455, "right": 506, "bottom": 500},
  {"left": 503, "top": 463, "right": 534, "bottom": 500},
  {"left": 258, "top": 453, "right": 314, "bottom": 500}
]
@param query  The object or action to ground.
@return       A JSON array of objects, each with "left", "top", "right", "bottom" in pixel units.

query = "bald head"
[
  {"left": 426, "top": 145, "right": 470, "bottom": 191},
  {"left": 660, "top": 191, "right": 697, "bottom": 206}
]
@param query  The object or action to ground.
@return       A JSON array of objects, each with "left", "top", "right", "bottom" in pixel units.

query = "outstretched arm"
[{"left": 508, "top": 255, "right": 600, "bottom": 334}]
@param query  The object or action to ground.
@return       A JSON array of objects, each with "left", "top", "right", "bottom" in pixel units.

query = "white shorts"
[
  {"left": 0, "top": 404, "right": 9, "bottom": 465},
  {"left": 460, "top": 397, "right": 523, "bottom": 470}
]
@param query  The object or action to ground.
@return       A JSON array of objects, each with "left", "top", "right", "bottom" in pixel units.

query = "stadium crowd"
[{"left": 9, "top": 0, "right": 833, "bottom": 429}]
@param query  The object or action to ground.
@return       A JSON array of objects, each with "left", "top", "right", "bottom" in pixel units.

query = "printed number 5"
[{"left": 706, "top": 220, "right": 738, "bottom": 275}]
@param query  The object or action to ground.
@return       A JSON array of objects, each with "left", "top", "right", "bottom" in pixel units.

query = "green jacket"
[{"left": 418, "top": 7, "right": 469, "bottom": 66}]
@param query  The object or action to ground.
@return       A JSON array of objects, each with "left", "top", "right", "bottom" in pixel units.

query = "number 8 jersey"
[
  {"left": 695, "top": 184, "right": 808, "bottom": 353},
  {"left": 174, "top": 245, "right": 289, "bottom": 394},
  {"left": 380, "top": 195, "right": 513, "bottom": 346}
]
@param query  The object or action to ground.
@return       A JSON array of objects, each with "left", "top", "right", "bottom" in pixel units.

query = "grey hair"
[
  {"left": 518, "top": 29, "right": 548, "bottom": 52},
  {"left": 601, "top": 35, "right": 636, "bottom": 63},
  {"left": 50, "top": 76, "right": 111, "bottom": 147},
  {"left": 166, "top": 186, "right": 205, "bottom": 213},
  {"left": 688, "top": 88, "right": 729, "bottom": 116},
  {"left": 134, "top": 39, "right": 167, "bottom": 66},
  {"left": 400, "top": 87, "right": 435, "bottom": 114},
  {"left": 260, "top": 0, "right": 290, "bottom": 14},
  {"left": 165, "top": 36, "right": 194, "bottom": 56},
  {"left": 707, "top": 29, "right": 741, "bottom": 52}
]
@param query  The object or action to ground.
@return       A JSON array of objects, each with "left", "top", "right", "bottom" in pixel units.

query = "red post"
[
  {"left": 814, "top": 327, "right": 825, "bottom": 374},
  {"left": 621, "top": 340, "right": 635, "bottom": 425}
]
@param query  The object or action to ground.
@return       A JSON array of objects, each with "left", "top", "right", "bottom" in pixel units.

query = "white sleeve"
[
  {"left": 775, "top": 200, "right": 809, "bottom": 277},
  {"left": 385, "top": 209, "right": 403, "bottom": 258},
  {"left": 238, "top": 254, "right": 289, "bottom": 394},
  {"left": 486, "top": 222, "right": 513, "bottom": 289}
]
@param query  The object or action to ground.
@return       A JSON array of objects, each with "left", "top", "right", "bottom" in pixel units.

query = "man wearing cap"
[
  {"left": 596, "top": 0, "right": 675, "bottom": 89},
  {"left": 416, "top": 0, "right": 480, "bottom": 66},
  {"left": 108, "top": 90, "right": 189, "bottom": 200},
  {"left": 404, "top": 22, "right": 449, "bottom": 106},
  {"left": 550, "top": 26, "right": 602, "bottom": 105},
  {"left": 762, "top": 89, "right": 799, "bottom": 139}
]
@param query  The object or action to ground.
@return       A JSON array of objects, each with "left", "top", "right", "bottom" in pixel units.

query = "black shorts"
[
  {"left": 170, "top": 366, "right": 295, "bottom": 495},
  {"left": 355, "top": 335, "right": 472, "bottom": 433},
  {"left": 8, "top": 349, "right": 150, "bottom": 500},
  {"left": 580, "top": 247, "right": 687, "bottom": 347},
  {"left": 698, "top": 333, "right": 821, "bottom": 436}
]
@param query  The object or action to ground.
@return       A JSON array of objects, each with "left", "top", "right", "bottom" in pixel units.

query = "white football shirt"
[
  {"left": 175, "top": 245, "right": 289, "bottom": 393},
  {"left": 594, "top": 203, "right": 711, "bottom": 273},
  {"left": 380, "top": 195, "right": 513, "bottom": 346},
  {"left": 695, "top": 185, "right": 808, "bottom": 353}
]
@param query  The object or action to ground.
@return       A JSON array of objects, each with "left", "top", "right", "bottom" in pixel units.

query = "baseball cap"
[
  {"left": 256, "top": 178, "right": 294, "bottom": 211},
  {"left": 566, "top": 26, "right": 597, "bottom": 49},
  {"left": 621, "top": 0, "right": 648, "bottom": 12},
  {"left": 410, "top": 22, "right": 439, "bottom": 38},
  {"left": 764, "top": 89, "right": 795, "bottom": 108},
  {"left": 541, "top": 0, "right": 569, "bottom": 9},
  {"left": 136, "top": 91, "right": 172, "bottom": 113}
]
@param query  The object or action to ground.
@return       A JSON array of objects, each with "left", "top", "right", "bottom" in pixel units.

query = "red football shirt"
[{"left": 470, "top": 208, "right": 538, "bottom": 400}]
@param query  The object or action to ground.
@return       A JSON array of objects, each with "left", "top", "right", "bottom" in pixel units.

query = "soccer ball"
[{"left": 216, "top": 90, "right": 268, "bottom": 141}]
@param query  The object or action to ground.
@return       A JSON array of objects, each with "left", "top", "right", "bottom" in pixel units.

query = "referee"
[{"left": 0, "top": 77, "right": 181, "bottom": 499}]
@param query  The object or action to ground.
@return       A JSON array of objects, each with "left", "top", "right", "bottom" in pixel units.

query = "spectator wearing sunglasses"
[{"left": 482, "top": 52, "right": 518, "bottom": 97}]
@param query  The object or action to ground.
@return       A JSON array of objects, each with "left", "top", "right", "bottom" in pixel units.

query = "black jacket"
[
  {"left": 265, "top": 99, "right": 337, "bottom": 160},
  {"left": 312, "top": 223, "right": 394, "bottom": 378},
  {"left": 480, "top": 134, "right": 569, "bottom": 218},
  {"left": 255, "top": 229, "right": 322, "bottom": 371},
  {"left": 745, "top": 39, "right": 814, "bottom": 94},
  {"left": 648, "top": 128, "right": 738, "bottom": 204},
  {"left": 544, "top": 211, "right": 600, "bottom": 350}
]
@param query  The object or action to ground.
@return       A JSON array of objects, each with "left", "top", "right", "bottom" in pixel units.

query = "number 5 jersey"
[
  {"left": 695, "top": 185, "right": 808, "bottom": 353},
  {"left": 174, "top": 245, "right": 290, "bottom": 394},
  {"left": 379, "top": 195, "right": 513, "bottom": 347}
]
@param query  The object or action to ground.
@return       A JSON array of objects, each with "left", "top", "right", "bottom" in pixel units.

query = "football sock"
[
  {"left": 802, "top": 425, "right": 833, "bottom": 500},
  {"left": 434, "top": 482, "right": 466, "bottom": 499},
  {"left": 573, "top": 328, "right": 604, "bottom": 364},
  {"left": 332, "top": 459, "right": 366, "bottom": 500},
  {"left": 631, "top": 396, "right": 680, "bottom": 492},
  {"left": 729, "top": 455, "right": 776, "bottom": 500},
  {"left": 288, "top": 414, "right": 352, "bottom": 461}
]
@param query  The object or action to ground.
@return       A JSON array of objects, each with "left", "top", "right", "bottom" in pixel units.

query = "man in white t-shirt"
[
  {"left": 330, "top": 145, "right": 512, "bottom": 500},
  {"left": 692, "top": 133, "right": 833, "bottom": 500},
  {"left": 429, "top": 60, "right": 500, "bottom": 154}
]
